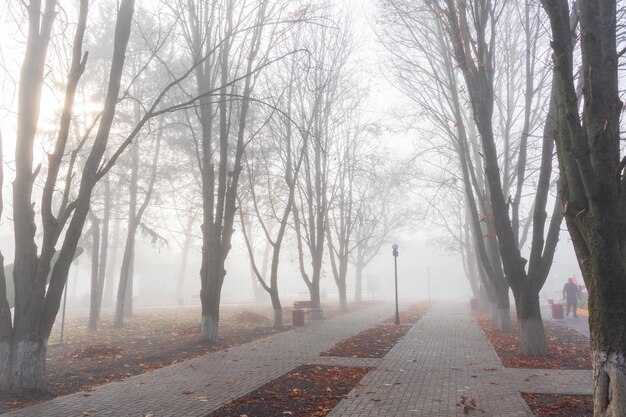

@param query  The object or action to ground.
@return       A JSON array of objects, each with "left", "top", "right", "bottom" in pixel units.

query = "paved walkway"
[
  {"left": 328, "top": 303, "right": 533, "bottom": 417},
  {"left": 4, "top": 302, "right": 594, "bottom": 417},
  {"left": 541, "top": 305, "right": 590, "bottom": 337},
  {"left": 4, "top": 304, "right": 392, "bottom": 417}
]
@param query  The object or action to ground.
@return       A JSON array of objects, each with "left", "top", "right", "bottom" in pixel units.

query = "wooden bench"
[
  {"left": 293, "top": 300, "right": 323, "bottom": 320},
  {"left": 293, "top": 300, "right": 313, "bottom": 311}
]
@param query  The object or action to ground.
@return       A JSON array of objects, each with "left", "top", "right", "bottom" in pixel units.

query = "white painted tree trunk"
[
  {"left": 273, "top": 309, "right": 282, "bottom": 329},
  {"left": 498, "top": 307, "right": 512, "bottom": 332},
  {"left": 519, "top": 316, "right": 548, "bottom": 355},
  {"left": 0, "top": 340, "right": 47, "bottom": 393},
  {"left": 593, "top": 350, "right": 626, "bottom": 417},
  {"left": 489, "top": 302, "right": 498, "bottom": 321},
  {"left": 201, "top": 315, "right": 219, "bottom": 342},
  {"left": 0, "top": 341, "right": 10, "bottom": 391}
]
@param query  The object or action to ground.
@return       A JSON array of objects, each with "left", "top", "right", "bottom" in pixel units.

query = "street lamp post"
[{"left": 392, "top": 243, "right": 399, "bottom": 325}]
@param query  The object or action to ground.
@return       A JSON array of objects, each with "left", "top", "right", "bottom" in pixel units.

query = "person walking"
[{"left": 563, "top": 277, "right": 580, "bottom": 318}]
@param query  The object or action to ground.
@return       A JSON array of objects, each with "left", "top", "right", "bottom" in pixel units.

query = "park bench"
[
  {"left": 293, "top": 300, "right": 313, "bottom": 311},
  {"left": 293, "top": 300, "right": 324, "bottom": 320}
]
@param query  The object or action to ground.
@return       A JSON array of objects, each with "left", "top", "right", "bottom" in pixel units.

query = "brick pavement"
[
  {"left": 4, "top": 301, "right": 595, "bottom": 417},
  {"left": 328, "top": 302, "right": 533, "bottom": 417},
  {"left": 541, "top": 305, "right": 590, "bottom": 337},
  {"left": 3, "top": 304, "right": 392, "bottom": 417}
]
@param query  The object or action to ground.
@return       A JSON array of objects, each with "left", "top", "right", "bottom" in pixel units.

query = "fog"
[
  {"left": 24, "top": 223, "right": 581, "bottom": 314},
  {"left": 0, "top": 0, "right": 588, "bottom": 373}
]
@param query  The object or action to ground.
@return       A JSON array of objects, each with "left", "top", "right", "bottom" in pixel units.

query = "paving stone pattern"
[
  {"left": 3, "top": 305, "right": 392, "bottom": 417},
  {"left": 328, "top": 303, "right": 533, "bottom": 417},
  {"left": 4, "top": 302, "right": 594, "bottom": 417},
  {"left": 541, "top": 306, "right": 590, "bottom": 337}
]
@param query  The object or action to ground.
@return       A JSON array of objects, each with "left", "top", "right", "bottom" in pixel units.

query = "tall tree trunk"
[
  {"left": 176, "top": 214, "right": 194, "bottom": 306},
  {"left": 354, "top": 249, "right": 364, "bottom": 303},
  {"left": 439, "top": 1, "right": 561, "bottom": 351},
  {"left": 92, "top": 176, "right": 110, "bottom": 327},
  {"left": 102, "top": 202, "right": 120, "bottom": 308},
  {"left": 516, "top": 286, "right": 547, "bottom": 355},
  {"left": 337, "top": 279, "right": 347, "bottom": 311},
  {"left": 337, "top": 254, "right": 349, "bottom": 311},
  {"left": 255, "top": 239, "right": 272, "bottom": 302},
  {"left": 115, "top": 222, "right": 136, "bottom": 327},
  {"left": 200, "top": 232, "right": 226, "bottom": 341},
  {"left": 495, "top": 286, "right": 512, "bottom": 332},
  {"left": 88, "top": 175, "right": 110, "bottom": 330},
  {"left": 0, "top": 133, "right": 13, "bottom": 391},
  {"left": 88, "top": 216, "right": 100, "bottom": 330},
  {"left": 1, "top": 0, "right": 134, "bottom": 393},
  {"left": 125, "top": 249, "right": 134, "bottom": 317},
  {"left": 114, "top": 142, "right": 139, "bottom": 328},
  {"left": 308, "top": 278, "right": 321, "bottom": 319},
  {"left": 269, "top": 288, "right": 282, "bottom": 329},
  {"left": 114, "top": 128, "right": 161, "bottom": 327}
]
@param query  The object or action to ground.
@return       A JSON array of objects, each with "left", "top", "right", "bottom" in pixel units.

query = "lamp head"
[{"left": 392, "top": 243, "right": 399, "bottom": 251}]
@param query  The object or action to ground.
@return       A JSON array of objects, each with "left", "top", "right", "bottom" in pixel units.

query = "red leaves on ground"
[
  {"left": 522, "top": 393, "right": 592, "bottom": 417},
  {"left": 0, "top": 307, "right": 282, "bottom": 414},
  {"left": 210, "top": 365, "right": 371, "bottom": 417},
  {"left": 0, "top": 302, "right": 379, "bottom": 414},
  {"left": 476, "top": 314, "right": 591, "bottom": 369},
  {"left": 320, "top": 324, "right": 411, "bottom": 358},
  {"left": 457, "top": 395, "right": 482, "bottom": 414},
  {"left": 61, "top": 344, "right": 124, "bottom": 360},
  {"left": 320, "top": 304, "right": 429, "bottom": 359}
]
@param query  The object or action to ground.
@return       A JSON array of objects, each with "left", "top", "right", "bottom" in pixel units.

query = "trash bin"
[
  {"left": 551, "top": 303, "right": 564, "bottom": 320},
  {"left": 292, "top": 309, "right": 305, "bottom": 326}
]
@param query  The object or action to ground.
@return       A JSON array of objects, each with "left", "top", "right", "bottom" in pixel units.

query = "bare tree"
[
  {"left": 292, "top": 14, "right": 353, "bottom": 316},
  {"left": 0, "top": 0, "right": 211, "bottom": 391},
  {"left": 175, "top": 0, "right": 302, "bottom": 340},
  {"left": 86, "top": 151, "right": 113, "bottom": 331},
  {"left": 114, "top": 129, "right": 162, "bottom": 327},
  {"left": 436, "top": 0, "right": 562, "bottom": 354},
  {"left": 378, "top": 0, "right": 512, "bottom": 331},
  {"left": 176, "top": 210, "right": 197, "bottom": 306},
  {"left": 0, "top": 0, "right": 135, "bottom": 392},
  {"left": 237, "top": 40, "right": 309, "bottom": 328},
  {"left": 541, "top": 1, "right": 626, "bottom": 415},
  {"left": 325, "top": 102, "right": 375, "bottom": 310},
  {"left": 350, "top": 158, "right": 413, "bottom": 302}
]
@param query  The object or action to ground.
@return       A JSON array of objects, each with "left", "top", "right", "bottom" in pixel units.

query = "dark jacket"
[{"left": 563, "top": 282, "right": 579, "bottom": 301}]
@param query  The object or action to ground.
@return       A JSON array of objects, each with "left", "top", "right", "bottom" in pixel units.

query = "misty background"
[{"left": 0, "top": 0, "right": 580, "bottom": 316}]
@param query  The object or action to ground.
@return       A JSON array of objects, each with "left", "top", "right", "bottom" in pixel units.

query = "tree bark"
[
  {"left": 540, "top": 2, "right": 626, "bottom": 414},
  {"left": 438, "top": 0, "right": 561, "bottom": 349},
  {"left": 176, "top": 214, "right": 194, "bottom": 306},
  {"left": 114, "top": 129, "right": 160, "bottom": 327},
  {"left": 102, "top": 202, "right": 120, "bottom": 308},
  {"left": 517, "top": 286, "right": 548, "bottom": 355},
  {"left": 88, "top": 215, "right": 100, "bottom": 330},
  {"left": 269, "top": 289, "right": 282, "bottom": 329},
  {"left": 1, "top": 0, "right": 134, "bottom": 393},
  {"left": 114, "top": 142, "right": 139, "bottom": 327},
  {"left": 200, "top": 237, "right": 226, "bottom": 340},
  {"left": 114, "top": 222, "right": 136, "bottom": 327},
  {"left": 91, "top": 175, "right": 110, "bottom": 327},
  {"left": 0, "top": 133, "right": 12, "bottom": 390},
  {"left": 354, "top": 250, "right": 364, "bottom": 303},
  {"left": 495, "top": 286, "right": 512, "bottom": 332},
  {"left": 0, "top": 339, "right": 47, "bottom": 393}
]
